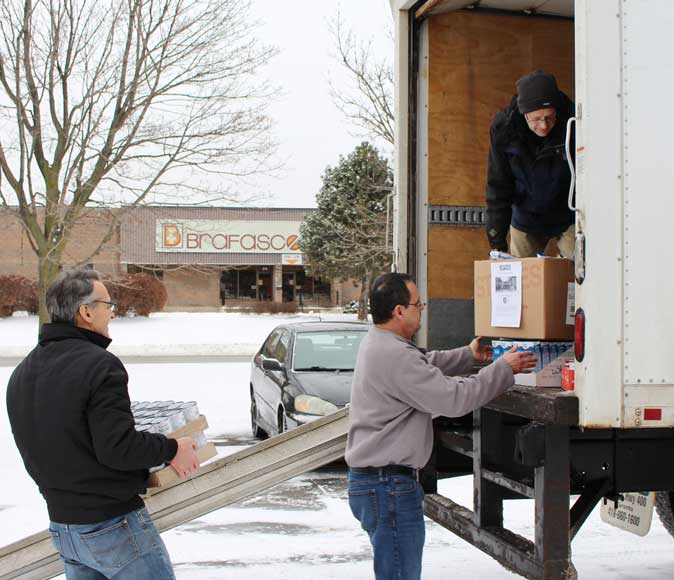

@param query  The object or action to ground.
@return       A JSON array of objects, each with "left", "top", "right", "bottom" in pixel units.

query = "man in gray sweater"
[{"left": 345, "top": 272, "right": 535, "bottom": 580}]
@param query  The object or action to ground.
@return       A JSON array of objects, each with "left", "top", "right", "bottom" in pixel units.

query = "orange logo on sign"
[
  {"left": 286, "top": 235, "right": 300, "bottom": 251},
  {"left": 163, "top": 224, "right": 182, "bottom": 247}
]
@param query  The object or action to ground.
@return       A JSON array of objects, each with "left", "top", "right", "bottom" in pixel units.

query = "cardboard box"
[
  {"left": 514, "top": 354, "right": 571, "bottom": 388},
  {"left": 147, "top": 442, "right": 217, "bottom": 488},
  {"left": 145, "top": 415, "right": 215, "bottom": 488},
  {"left": 168, "top": 415, "right": 208, "bottom": 439},
  {"left": 475, "top": 258, "right": 574, "bottom": 340}
]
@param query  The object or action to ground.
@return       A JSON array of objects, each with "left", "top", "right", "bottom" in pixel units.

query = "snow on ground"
[
  {"left": 0, "top": 310, "right": 361, "bottom": 357},
  {"left": 0, "top": 362, "right": 253, "bottom": 545},
  {"left": 2, "top": 312, "right": 674, "bottom": 578}
]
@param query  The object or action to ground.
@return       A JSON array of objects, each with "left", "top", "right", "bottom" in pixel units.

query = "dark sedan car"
[{"left": 249, "top": 321, "right": 369, "bottom": 437}]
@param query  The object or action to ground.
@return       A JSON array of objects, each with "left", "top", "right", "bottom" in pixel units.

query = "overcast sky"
[{"left": 244, "top": 0, "right": 394, "bottom": 209}]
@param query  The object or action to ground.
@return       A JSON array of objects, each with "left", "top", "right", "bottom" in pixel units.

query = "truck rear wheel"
[{"left": 655, "top": 492, "right": 674, "bottom": 537}]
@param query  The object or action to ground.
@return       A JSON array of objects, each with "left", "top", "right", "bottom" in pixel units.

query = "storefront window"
[
  {"left": 257, "top": 269, "right": 272, "bottom": 301},
  {"left": 301, "top": 274, "right": 331, "bottom": 306},
  {"left": 220, "top": 270, "right": 238, "bottom": 303},
  {"left": 282, "top": 272, "right": 295, "bottom": 302},
  {"left": 239, "top": 269, "right": 257, "bottom": 299}
]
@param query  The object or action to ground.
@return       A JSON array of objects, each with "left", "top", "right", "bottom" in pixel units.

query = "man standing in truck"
[
  {"left": 6, "top": 269, "right": 199, "bottom": 579},
  {"left": 345, "top": 272, "right": 535, "bottom": 580},
  {"left": 486, "top": 70, "right": 575, "bottom": 257}
]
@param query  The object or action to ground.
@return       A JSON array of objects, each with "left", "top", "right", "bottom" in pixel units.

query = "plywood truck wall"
[{"left": 424, "top": 11, "right": 574, "bottom": 348}]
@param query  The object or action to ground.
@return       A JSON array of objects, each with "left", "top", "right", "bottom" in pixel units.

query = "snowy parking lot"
[
  {"left": 0, "top": 311, "right": 360, "bottom": 358},
  {"left": 2, "top": 312, "right": 674, "bottom": 578}
]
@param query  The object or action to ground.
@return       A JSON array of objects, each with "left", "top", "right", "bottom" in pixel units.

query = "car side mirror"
[{"left": 262, "top": 358, "right": 284, "bottom": 372}]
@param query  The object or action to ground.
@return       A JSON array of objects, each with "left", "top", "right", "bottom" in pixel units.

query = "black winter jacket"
[
  {"left": 485, "top": 93, "right": 575, "bottom": 251},
  {"left": 6, "top": 323, "right": 178, "bottom": 524}
]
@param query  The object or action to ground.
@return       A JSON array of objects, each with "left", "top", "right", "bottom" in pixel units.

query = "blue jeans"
[
  {"left": 348, "top": 470, "right": 425, "bottom": 580},
  {"left": 49, "top": 507, "right": 175, "bottom": 579}
]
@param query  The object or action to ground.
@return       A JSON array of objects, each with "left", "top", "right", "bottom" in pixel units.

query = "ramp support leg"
[
  {"left": 535, "top": 425, "right": 576, "bottom": 580},
  {"left": 474, "top": 408, "right": 504, "bottom": 527}
]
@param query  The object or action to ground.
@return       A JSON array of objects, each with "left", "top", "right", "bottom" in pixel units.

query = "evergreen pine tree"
[{"left": 300, "top": 142, "right": 393, "bottom": 319}]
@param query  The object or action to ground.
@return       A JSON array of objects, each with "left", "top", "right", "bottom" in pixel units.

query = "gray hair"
[{"left": 46, "top": 269, "right": 101, "bottom": 324}]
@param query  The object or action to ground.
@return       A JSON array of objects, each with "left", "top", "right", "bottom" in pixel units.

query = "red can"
[{"left": 561, "top": 362, "right": 575, "bottom": 391}]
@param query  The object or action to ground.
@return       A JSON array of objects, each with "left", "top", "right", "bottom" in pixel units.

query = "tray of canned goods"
[{"left": 131, "top": 400, "right": 217, "bottom": 487}]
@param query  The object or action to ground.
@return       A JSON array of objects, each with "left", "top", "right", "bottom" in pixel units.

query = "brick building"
[
  {"left": 0, "top": 208, "right": 123, "bottom": 280},
  {"left": 0, "top": 206, "right": 361, "bottom": 311}
]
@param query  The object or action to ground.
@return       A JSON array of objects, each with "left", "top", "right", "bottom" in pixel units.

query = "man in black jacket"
[
  {"left": 486, "top": 70, "right": 575, "bottom": 257},
  {"left": 6, "top": 269, "right": 199, "bottom": 579}
]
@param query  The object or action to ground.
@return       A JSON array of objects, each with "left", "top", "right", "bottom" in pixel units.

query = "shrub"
[
  {"left": 0, "top": 275, "right": 39, "bottom": 317},
  {"left": 251, "top": 301, "right": 297, "bottom": 314},
  {"left": 108, "top": 273, "right": 167, "bottom": 317}
]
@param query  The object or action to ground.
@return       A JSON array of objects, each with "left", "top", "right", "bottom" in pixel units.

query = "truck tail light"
[{"left": 575, "top": 308, "right": 585, "bottom": 362}]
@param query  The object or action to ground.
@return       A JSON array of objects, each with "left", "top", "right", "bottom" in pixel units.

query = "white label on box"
[
  {"left": 566, "top": 283, "right": 575, "bottom": 325},
  {"left": 490, "top": 261, "right": 522, "bottom": 328},
  {"left": 600, "top": 492, "right": 654, "bottom": 537},
  {"left": 515, "top": 361, "right": 563, "bottom": 387}
]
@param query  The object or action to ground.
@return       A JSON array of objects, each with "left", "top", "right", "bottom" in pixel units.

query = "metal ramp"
[{"left": 0, "top": 408, "right": 349, "bottom": 580}]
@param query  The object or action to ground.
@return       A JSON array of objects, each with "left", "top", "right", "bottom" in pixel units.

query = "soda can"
[
  {"left": 148, "top": 401, "right": 174, "bottom": 411},
  {"left": 180, "top": 401, "right": 200, "bottom": 422},
  {"left": 561, "top": 362, "right": 575, "bottom": 391},
  {"left": 148, "top": 417, "right": 173, "bottom": 436},
  {"left": 194, "top": 431, "right": 208, "bottom": 449},
  {"left": 163, "top": 410, "right": 186, "bottom": 431}
]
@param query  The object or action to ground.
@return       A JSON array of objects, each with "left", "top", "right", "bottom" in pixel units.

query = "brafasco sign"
[{"left": 156, "top": 220, "right": 302, "bottom": 254}]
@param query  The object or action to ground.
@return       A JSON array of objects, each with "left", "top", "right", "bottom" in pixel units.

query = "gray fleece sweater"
[{"left": 345, "top": 326, "right": 514, "bottom": 469}]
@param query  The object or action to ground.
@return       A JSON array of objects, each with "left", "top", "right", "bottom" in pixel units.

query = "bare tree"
[
  {"left": 328, "top": 10, "right": 394, "bottom": 147},
  {"left": 0, "top": 0, "right": 277, "bottom": 321}
]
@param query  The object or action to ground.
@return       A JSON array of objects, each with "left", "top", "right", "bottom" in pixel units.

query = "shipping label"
[{"left": 490, "top": 261, "right": 522, "bottom": 328}]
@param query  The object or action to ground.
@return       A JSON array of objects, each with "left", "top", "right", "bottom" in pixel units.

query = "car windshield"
[{"left": 292, "top": 330, "right": 367, "bottom": 371}]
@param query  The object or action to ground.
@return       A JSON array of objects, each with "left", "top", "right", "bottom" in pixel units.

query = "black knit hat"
[{"left": 516, "top": 71, "right": 561, "bottom": 114}]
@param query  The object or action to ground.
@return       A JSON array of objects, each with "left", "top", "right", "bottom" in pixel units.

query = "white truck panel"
[
  {"left": 572, "top": 0, "right": 624, "bottom": 427},
  {"left": 621, "top": 1, "right": 674, "bottom": 392},
  {"left": 576, "top": 0, "right": 674, "bottom": 427}
]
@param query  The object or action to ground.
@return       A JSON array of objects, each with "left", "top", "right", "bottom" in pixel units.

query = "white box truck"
[{"left": 390, "top": 1, "right": 674, "bottom": 578}]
